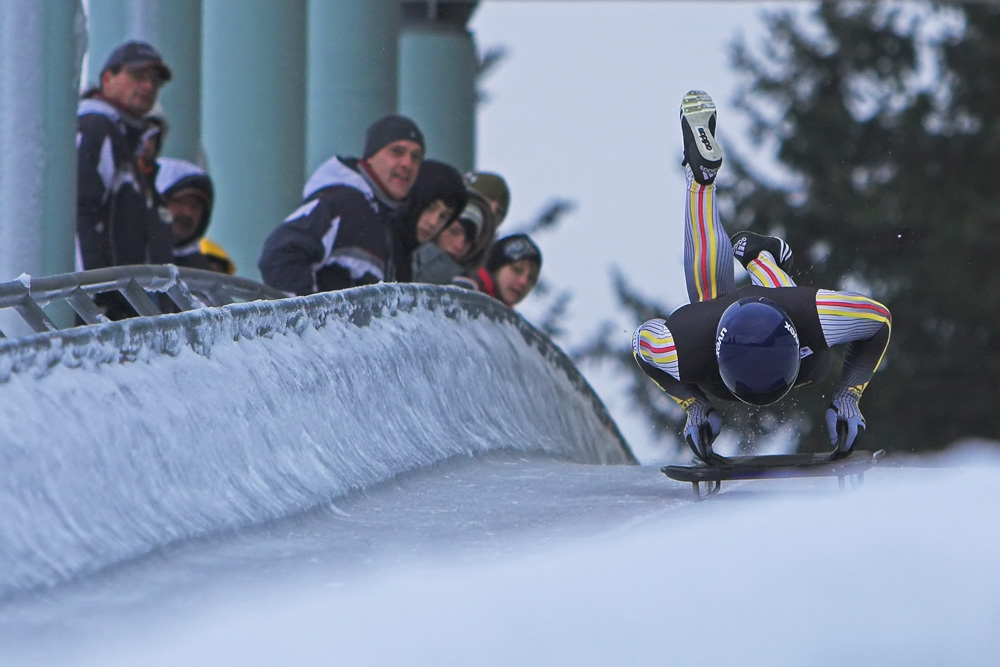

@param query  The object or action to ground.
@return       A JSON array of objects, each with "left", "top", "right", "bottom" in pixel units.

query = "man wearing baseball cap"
[
  {"left": 259, "top": 114, "right": 426, "bottom": 295},
  {"left": 99, "top": 40, "right": 172, "bottom": 118},
  {"left": 76, "top": 40, "right": 174, "bottom": 319}
]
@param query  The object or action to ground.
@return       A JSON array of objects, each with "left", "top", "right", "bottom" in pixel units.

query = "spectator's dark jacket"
[
  {"left": 392, "top": 159, "right": 467, "bottom": 283},
  {"left": 155, "top": 158, "right": 218, "bottom": 272},
  {"left": 76, "top": 97, "right": 173, "bottom": 272},
  {"left": 412, "top": 190, "right": 497, "bottom": 286},
  {"left": 258, "top": 157, "right": 399, "bottom": 295}
]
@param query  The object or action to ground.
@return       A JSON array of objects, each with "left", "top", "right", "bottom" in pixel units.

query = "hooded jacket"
[
  {"left": 155, "top": 158, "right": 218, "bottom": 272},
  {"left": 75, "top": 97, "right": 173, "bottom": 273},
  {"left": 411, "top": 189, "right": 497, "bottom": 286},
  {"left": 394, "top": 159, "right": 467, "bottom": 283},
  {"left": 258, "top": 156, "right": 401, "bottom": 295}
]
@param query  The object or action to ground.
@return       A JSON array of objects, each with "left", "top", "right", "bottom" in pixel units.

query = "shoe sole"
[{"left": 681, "top": 90, "right": 724, "bottom": 163}]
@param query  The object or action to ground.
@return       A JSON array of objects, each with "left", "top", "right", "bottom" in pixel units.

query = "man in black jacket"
[
  {"left": 155, "top": 157, "right": 220, "bottom": 273},
  {"left": 76, "top": 41, "right": 174, "bottom": 319},
  {"left": 392, "top": 159, "right": 468, "bottom": 284},
  {"left": 258, "top": 115, "right": 425, "bottom": 295}
]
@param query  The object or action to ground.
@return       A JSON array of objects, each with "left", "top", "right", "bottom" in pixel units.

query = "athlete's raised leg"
[
  {"left": 680, "top": 91, "right": 733, "bottom": 303},
  {"left": 730, "top": 230, "right": 796, "bottom": 288}
]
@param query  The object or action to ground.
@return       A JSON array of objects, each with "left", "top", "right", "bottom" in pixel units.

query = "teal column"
[
  {"left": 0, "top": 0, "right": 83, "bottom": 282},
  {"left": 399, "top": 20, "right": 478, "bottom": 171},
  {"left": 132, "top": 0, "right": 204, "bottom": 163},
  {"left": 202, "top": 0, "right": 306, "bottom": 281},
  {"left": 84, "top": 0, "right": 127, "bottom": 87},
  {"left": 306, "top": 0, "right": 399, "bottom": 175}
]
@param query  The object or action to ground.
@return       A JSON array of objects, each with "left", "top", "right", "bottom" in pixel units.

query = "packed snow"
[
  {"left": 0, "top": 285, "right": 631, "bottom": 597},
  {"left": 0, "top": 284, "right": 997, "bottom": 666}
]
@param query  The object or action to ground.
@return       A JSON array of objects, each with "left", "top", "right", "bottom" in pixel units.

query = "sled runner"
[{"left": 661, "top": 449, "right": 885, "bottom": 500}]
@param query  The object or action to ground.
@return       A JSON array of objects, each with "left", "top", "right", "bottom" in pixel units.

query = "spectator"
[
  {"left": 393, "top": 159, "right": 467, "bottom": 283},
  {"left": 411, "top": 190, "right": 495, "bottom": 286},
  {"left": 465, "top": 171, "right": 510, "bottom": 226},
  {"left": 198, "top": 239, "right": 236, "bottom": 275},
  {"left": 155, "top": 157, "right": 223, "bottom": 273},
  {"left": 138, "top": 102, "right": 169, "bottom": 183},
  {"left": 462, "top": 170, "right": 511, "bottom": 278},
  {"left": 76, "top": 41, "right": 173, "bottom": 319},
  {"left": 259, "top": 115, "right": 425, "bottom": 295},
  {"left": 435, "top": 216, "right": 476, "bottom": 262},
  {"left": 459, "top": 233, "right": 541, "bottom": 308}
]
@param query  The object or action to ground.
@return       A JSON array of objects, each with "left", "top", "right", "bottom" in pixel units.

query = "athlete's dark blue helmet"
[{"left": 715, "top": 297, "right": 800, "bottom": 406}]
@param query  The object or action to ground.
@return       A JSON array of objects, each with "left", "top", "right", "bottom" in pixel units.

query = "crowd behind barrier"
[{"left": 71, "top": 39, "right": 541, "bottom": 327}]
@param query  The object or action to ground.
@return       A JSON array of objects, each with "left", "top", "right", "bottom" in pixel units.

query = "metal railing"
[{"left": 0, "top": 265, "right": 288, "bottom": 338}]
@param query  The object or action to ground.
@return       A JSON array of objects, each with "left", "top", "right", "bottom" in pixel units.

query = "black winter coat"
[
  {"left": 76, "top": 98, "right": 173, "bottom": 271},
  {"left": 258, "top": 157, "right": 399, "bottom": 295}
]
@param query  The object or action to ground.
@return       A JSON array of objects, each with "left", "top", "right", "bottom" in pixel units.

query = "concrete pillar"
[
  {"left": 399, "top": 3, "right": 479, "bottom": 171},
  {"left": 86, "top": 0, "right": 203, "bottom": 164},
  {"left": 306, "top": 0, "right": 399, "bottom": 175},
  {"left": 83, "top": 0, "right": 127, "bottom": 88},
  {"left": 202, "top": 0, "right": 307, "bottom": 281},
  {"left": 130, "top": 0, "right": 204, "bottom": 163},
  {"left": 0, "top": 1, "right": 84, "bottom": 282}
]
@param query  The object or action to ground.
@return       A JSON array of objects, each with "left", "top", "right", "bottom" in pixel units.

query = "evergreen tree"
[{"left": 578, "top": 2, "right": 999, "bottom": 455}]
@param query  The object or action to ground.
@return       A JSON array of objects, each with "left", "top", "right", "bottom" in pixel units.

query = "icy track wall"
[{"left": 0, "top": 284, "right": 634, "bottom": 597}]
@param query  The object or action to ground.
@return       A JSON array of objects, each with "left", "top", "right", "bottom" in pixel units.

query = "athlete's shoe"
[
  {"left": 680, "top": 90, "right": 724, "bottom": 185},
  {"left": 730, "top": 230, "right": 794, "bottom": 272}
]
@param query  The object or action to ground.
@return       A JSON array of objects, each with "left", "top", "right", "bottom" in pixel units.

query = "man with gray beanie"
[{"left": 259, "top": 114, "right": 425, "bottom": 295}]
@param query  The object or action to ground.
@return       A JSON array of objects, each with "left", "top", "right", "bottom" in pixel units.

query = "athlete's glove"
[
  {"left": 683, "top": 398, "right": 722, "bottom": 461},
  {"left": 825, "top": 391, "right": 865, "bottom": 456}
]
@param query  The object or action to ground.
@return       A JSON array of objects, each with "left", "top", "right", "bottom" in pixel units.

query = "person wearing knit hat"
[
  {"left": 458, "top": 233, "right": 541, "bottom": 308},
  {"left": 259, "top": 113, "right": 426, "bottom": 295},
  {"left": 465, "top": 171, "right": 510, "bottom": 225},
  {"left": 199, "top": 238, "right": 236, "bottom": 275},
  {"left": 357, "top": 114, "right": 425, "bottom": 202},
  {"left": 363, "top": 115, "right": 425, "bottom": 160},
  {"left": 155, "top": 157, "right": 225, "bottom": 273},
  {"left": 411, "top": 190, "right": 497, "bottom": 286},
  {"left": 393, "top": 159, "right": 467, "bottom": 283},
  {"left": 461, "top": 170, "right": 510, "bottom": 286},
  {"left": 439, "top": 193, "right": 491, "bottom": 262}
]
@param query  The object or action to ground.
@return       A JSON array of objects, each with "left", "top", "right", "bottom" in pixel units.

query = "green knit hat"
[{"left": 464, "top": 171, "right": 510, "bottom": 224}]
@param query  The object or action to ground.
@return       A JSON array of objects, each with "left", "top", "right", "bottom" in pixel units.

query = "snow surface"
[
  {"left": 0, "top": 284, "right": 630, "bottom": 597},
  {"left": 2, "top": 451, "right": 999, "bottom": 666},
  {"left": 1, "top": 284, "right": 998, "bottom": 666}
]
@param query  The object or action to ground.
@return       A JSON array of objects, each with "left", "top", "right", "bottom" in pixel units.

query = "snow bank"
[
  {"left": 0, "top": 284, "right": 633, "bottom": 597},
  {"left": 138, "top": 457, "right": 1000, "bottom": 667}
]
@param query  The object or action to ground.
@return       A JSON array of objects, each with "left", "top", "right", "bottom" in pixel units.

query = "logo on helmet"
[
  {"left": 715, "top": 326, "right": 727, "bottom": 356},
  {"left": 784, "top": 320, "right": 799, "bottom": 346}
]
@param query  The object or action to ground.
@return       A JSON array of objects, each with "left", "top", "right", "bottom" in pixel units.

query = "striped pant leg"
[
  {"left": 632, "top": 318, "right": 680, "bottom": 383},
  {"left": 747, "top": 251, "right": 796, "bottom": 288},
  {"left": 683, "top": 168, "right": 734, "bottom": 303},
  {"left": 816, "top": 289, "right": 893, "bottom": 392}
]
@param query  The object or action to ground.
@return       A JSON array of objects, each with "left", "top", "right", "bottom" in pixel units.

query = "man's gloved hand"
[
  {"left": 825, "top": 390, "right": 866, "bottom": 456},
  {"left": 683, "top": 397, "right": 722, "bottom": 461}
]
